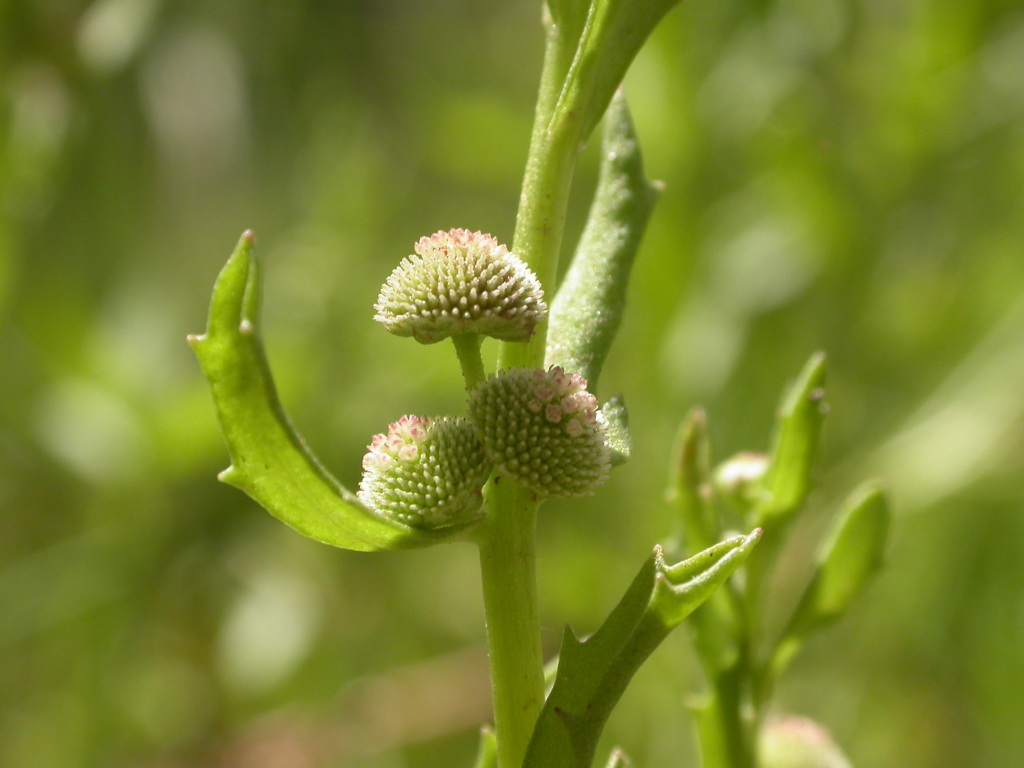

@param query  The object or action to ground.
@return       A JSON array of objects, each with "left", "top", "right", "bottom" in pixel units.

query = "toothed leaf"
[
  {"left": 189, "top": 232, "right": 464, "bottom": 551},
  {"left": 523, "top": 530, "right": 762, "bottom": 768}
]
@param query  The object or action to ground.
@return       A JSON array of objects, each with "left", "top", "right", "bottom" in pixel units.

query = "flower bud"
[
  {"left": 374, "top": 228, "right": 547, "bottom": 344},
  {"left": 713, "top": 452, "right": 769, "bottom": 507},
  {"left": 758, "top": 716, "right": 852, "bottom": 768},
  {"left": 468, "top": 366, "right": 611, "bottom": 498},
  {"left": 358, "top": 415, "right": 491, "bottom": 529}
]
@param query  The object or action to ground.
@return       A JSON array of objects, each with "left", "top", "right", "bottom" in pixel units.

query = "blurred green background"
[{"left": 2, "top": 0, "right": 1023, "bottom": 766}]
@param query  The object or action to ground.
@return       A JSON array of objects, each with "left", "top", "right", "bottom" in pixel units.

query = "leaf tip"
[
  {"left": 799, "top": 352, "right": 828, "bottom": 404},
  {"left": 218, "top": 465, "right": 245, "bottom": 487},
  {"left": 204, "top": 232, "right": 258, "bottom": 337},
  {"left": 739, "top": 527, "right": 764, "bottom": 555}
]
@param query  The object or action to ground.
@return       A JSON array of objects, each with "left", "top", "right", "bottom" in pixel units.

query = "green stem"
[
  {"left": 743, "top": 527, "right": 787, "bottom": 719},
  {"left": 700, "top": 528, "right": 785, "bottom": 768},
  {"left": 693, "top": 582, "right": 757, "bottom": 768},
  {"left": 453, "top": 333, "right": 486, "bottom": 389},
  {"left": 696, "top": 667, "right": 755, "bottom": 768},
  {"left": 692, "top": 538, "right": 766, "bottom": 768},
  {"left": 500, "top": 20, "right": 585, "bottom": 372},
  {"left": 476, "top": 16, "right": 588, "bottom": 767},
  {"left": 478, "top": 479, "right": 546, "bottom": 768}
]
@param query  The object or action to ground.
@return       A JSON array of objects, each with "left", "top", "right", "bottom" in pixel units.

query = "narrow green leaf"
[
  {"left": 772, "top": 484, "right": 890, "bottom": 675},
  {"left": 666, "top": 407, "right": 718, "bottom": 553},
  {"left": 523, "top": 530, "right": 762, "bottom": 768},
  {"left": 553, "top": 0, "right": 684, "bottom": 147},
  {"left": 546, "top": 89, "right": 660, "bottom": 390},
  {"left": 665, "top": 414, "right": 741, "bottom": 676},
  {"left": 787, "top": 484, "right": 890, "bottom": 634},
  {"left": 754, "top": 353, "right": 828, "bottom": 528},
  {"left": 189, "top": 232, "right": 464, "bottom": 552},
  {"left": 810, "top": 484, "right": 890, "bottom": 619},
  {"left": 473, "top": 726, "right": 498, "bottom": 768},
  {"left": 602, "top": 395, "right": 632, "bottom": 467}
]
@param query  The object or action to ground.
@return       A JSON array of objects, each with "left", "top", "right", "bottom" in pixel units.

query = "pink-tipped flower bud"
[
  {"left": 467, "top": 366, "right": 611, "bottom": 498},
  {"left": 374, "top": 229, "right": 547, "bottom": 344},
  {"left": 358, "top": 415, "right": 491, "bottom": 529},
  {"left": 759, "top": 716, "right": 852, "bottom": 768}
]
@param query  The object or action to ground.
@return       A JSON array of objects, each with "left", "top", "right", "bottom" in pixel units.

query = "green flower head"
[
  {"left": 468, "top": 366, "right": 611, "bottom": 498},
  {"left": 358, "top": 414, "right": 492, "bottom": 530},
  {"left": 374, "top": 228, "right": 547, "bottom": 344}
]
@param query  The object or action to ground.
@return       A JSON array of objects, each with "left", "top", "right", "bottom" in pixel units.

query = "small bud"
[
  {"left": 358, "top": 415, "right": 492, "bottom": 530},
  {"left": 759, "top": 716, "right": 852, "bottom": 768},
  {"left": 468, "top": 366, "right": 611, "bottom": 498},
  {"left": 714, "top": 452, "right": 769, "bottom": 506},
  {"left": 374, "top": 228, "right": 547, "bottom": 344}
]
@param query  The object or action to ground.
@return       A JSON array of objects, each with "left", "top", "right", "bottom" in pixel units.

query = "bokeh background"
[{"left": 2, "top": 0, "right": 1023, "bottom": 766}]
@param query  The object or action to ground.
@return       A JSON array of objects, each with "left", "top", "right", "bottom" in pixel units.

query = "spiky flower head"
[
  {"left": 358, "top": 415, "right": 491, "bottom": 530},
  {"left": 468, "top": 366, "right": 611, "bottom": 498},
  {"left": 374, "top": 228, "right": 547, "bottom": 344}
]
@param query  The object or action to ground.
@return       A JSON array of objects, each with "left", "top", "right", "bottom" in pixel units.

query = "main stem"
[
  {"left": 499, "top": 20, "right": 583, "bottom": 372},
  {"left": 478, "top": 480, "right": 545, "bottom": 768},
  {"left": 478, "top": 18, "right": 585, "bottom": 768}
]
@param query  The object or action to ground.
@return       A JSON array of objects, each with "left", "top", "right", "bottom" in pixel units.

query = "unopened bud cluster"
[
  {"left": 469, "top": 366, "right": 610, "bottom": 498},
  {"left": 374, "top": 228, "right": 547, "bottom": 344},
  {"left": 361, "top": 231, "right": 613, "bottom": 520},
  {"left": 358, "top": 415, "right": 490, "bottom": 529}
]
